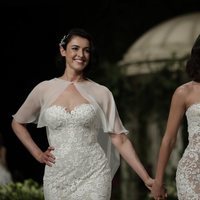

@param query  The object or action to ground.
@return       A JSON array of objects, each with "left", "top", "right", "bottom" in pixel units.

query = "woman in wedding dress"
[
  {"left": 11, "top": 28, "right": 153, "bottom": 200},
  {"left": 151, "top": 34, "right": 200, "bottom": 200}
]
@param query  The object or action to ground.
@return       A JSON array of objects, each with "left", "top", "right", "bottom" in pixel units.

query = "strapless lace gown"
[
  {"left": 176, "top": 104, "right": 200, "bottom": 200},
  {"left": 43, "top": 104, "right": 112, "bottom": 200}
]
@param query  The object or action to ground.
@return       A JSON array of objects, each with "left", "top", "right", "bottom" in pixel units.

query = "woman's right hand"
[{"left": 37, "top": 146, "right": 56, "bottom": 167}]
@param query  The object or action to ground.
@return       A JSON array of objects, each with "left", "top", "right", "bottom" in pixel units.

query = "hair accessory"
[{"left": 59, "top": 34, "right": 69, "bottom": 46}]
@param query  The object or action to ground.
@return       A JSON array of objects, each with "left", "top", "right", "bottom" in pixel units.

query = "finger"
[
  {"left": 147, "top": 186, "right": 152, "bottom": 191},
  {"left": 44, "top": 157, "right": 54, "bottom": 167},
  {"left": 48, "top": 146, "right": 55, "bottom": 151},
  {"left": 45, "top": 151, "right": 55, "bottom": 159},
  {"left": 45, "top": 161, "right": 53, "bottom": 167},
  {"left": 48, "top": 157, "right": 56, "bottom": 164},
  {"left": 44, "top": 153, "right": 56, "bottom": 163}
]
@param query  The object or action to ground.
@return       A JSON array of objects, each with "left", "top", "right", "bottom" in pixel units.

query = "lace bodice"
[
  {"left": 176, "top": 103, "right": 200, "bottom": 200},
  {"left": 42, "top": 103, "right": 111, "bottom": 200},
  {"left": 187, "top": 103, "right": 200, "bottom": 136},
  {"left": 44, "top": 104, "right": 99, "bottom": 148}
]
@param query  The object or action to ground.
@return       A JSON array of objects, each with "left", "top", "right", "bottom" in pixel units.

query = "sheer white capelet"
[{"left": 12, "top": 78, "right": 129, "bottom": 178}]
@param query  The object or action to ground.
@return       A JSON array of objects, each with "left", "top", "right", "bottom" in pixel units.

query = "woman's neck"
[{"left": 60, "top": 73, "right": 85, "bottom": 82}]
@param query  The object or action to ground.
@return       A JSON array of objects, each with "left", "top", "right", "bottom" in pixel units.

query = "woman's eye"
[
  {"left": 72, "top": 47, "right": 78, "bottom": 51},
  {"left": 85, "top": 49, "right": 91, "bottom": 53}
]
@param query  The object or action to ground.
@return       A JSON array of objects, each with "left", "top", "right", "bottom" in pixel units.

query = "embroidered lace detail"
[
  {"left": 176, "top": 104, "right": 200, "bottom": 200},
  {"left": 43, "top": 104, "right": 111, "bottom": 200}
]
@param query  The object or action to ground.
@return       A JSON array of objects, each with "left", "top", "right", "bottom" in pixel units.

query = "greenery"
[{"left": 0, "top": 179, "right": 44, "bottom": 200}]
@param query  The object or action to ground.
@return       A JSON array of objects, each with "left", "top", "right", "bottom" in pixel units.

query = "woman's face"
[{"left": 60, "top": 36, "right": 90, "bottom": 73}]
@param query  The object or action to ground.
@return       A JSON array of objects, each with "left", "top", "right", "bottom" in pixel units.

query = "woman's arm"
[
  {"left": 110, "top": 132, "right": 154, "bottom": 190},
  {"left": 151, "top": 87, "right": 186, "bottom": 199},
  {"left": 11, "top": 119, "right": 55, "bottom": 166}
]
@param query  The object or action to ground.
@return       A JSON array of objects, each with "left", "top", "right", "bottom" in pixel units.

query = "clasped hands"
[{"left": 150, "top": 181, "right": 167, "bottom": 200}]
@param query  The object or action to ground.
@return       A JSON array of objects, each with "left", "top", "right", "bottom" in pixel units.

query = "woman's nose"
[{"left": 77, "top": 50, "right": 84, "bottom": 57}]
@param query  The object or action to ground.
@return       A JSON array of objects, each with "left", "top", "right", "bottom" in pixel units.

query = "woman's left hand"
[{"left": 144, "top": 177, "right": 154, "bottom": 190}]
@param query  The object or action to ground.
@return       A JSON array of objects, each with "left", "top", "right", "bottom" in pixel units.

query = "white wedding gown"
[
  {"left": 43, "top": 103, "right": 112, "bottom": 200},
  {"left": 176, "top": 103, "right": 200, "bottom": 200}
]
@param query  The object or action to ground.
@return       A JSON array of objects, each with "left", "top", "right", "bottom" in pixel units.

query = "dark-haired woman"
[
  {"left": 11, "top": 28, "right": 153, "bottom": 200},
  {"left": 151, "top": 34, "right": 200, "bottom": 200}
]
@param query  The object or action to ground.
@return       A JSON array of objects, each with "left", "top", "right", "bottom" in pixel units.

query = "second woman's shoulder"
[
  {"left": 173, "top": 81, "right": 193, "bottom": 98},
  {"left": 175, "top": 81, "right": 194, "bottom": 92}
]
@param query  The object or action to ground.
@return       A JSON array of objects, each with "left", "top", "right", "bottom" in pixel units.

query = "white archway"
[{"left": 119, "top": 12, "right": 200, "bottom": 75}]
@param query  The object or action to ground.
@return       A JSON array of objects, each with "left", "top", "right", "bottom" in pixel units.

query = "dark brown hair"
[{"left": 186, "top": 34, "right": 200, "bottom": 82}]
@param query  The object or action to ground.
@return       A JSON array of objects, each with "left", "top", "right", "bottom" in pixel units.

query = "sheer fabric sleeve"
[
  {"left": 79, "top": 81, "right": 129, "bottom": 179},
  {"left": 97, "top": 85, "right": 129, "bottom": 135},
  {"left": 96, "top": 85, "right": 129, "bottom": 178},
  {"left": 12, "top": 82, "right": 45, "bottom": 124},
  {"left": 78, "top": 81, "right": 128, "bottom": 134}
]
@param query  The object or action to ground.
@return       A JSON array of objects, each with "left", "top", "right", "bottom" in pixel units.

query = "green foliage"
[
  {"left": 128, "top": 61, "right": 187, "bottom": 116},
  {"left": 165, "top": 180, "right": 177, "bottom": 200},
  {"left": 0, "top": 179, "right": 44, "bottom": 200}
]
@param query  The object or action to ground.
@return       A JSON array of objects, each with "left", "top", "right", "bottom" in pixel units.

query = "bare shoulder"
[
  {"left": 174, "top": 82, "right": 192, "bottom": 98},
  {"left": 171, "top": 82, "right": 193, "bottom": 107}
]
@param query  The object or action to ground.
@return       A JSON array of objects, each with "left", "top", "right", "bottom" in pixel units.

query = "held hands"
[
  {"left": 144, "top": 177, "right": 155, "bottom": 191},
  {"left": 37, "top": 146, "right": 56, "bottom": 167},
  {"left": 151, "top": 180, "right": 167, "bottom": 200}
]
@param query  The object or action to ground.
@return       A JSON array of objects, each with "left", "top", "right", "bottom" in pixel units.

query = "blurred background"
[{"left": 1, "top": 0, "right": 200, "bottom": 199}]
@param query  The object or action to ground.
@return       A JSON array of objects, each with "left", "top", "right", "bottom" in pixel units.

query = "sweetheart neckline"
[{"left": 47, "top": 103, "right": 93, "bottom": 114}]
